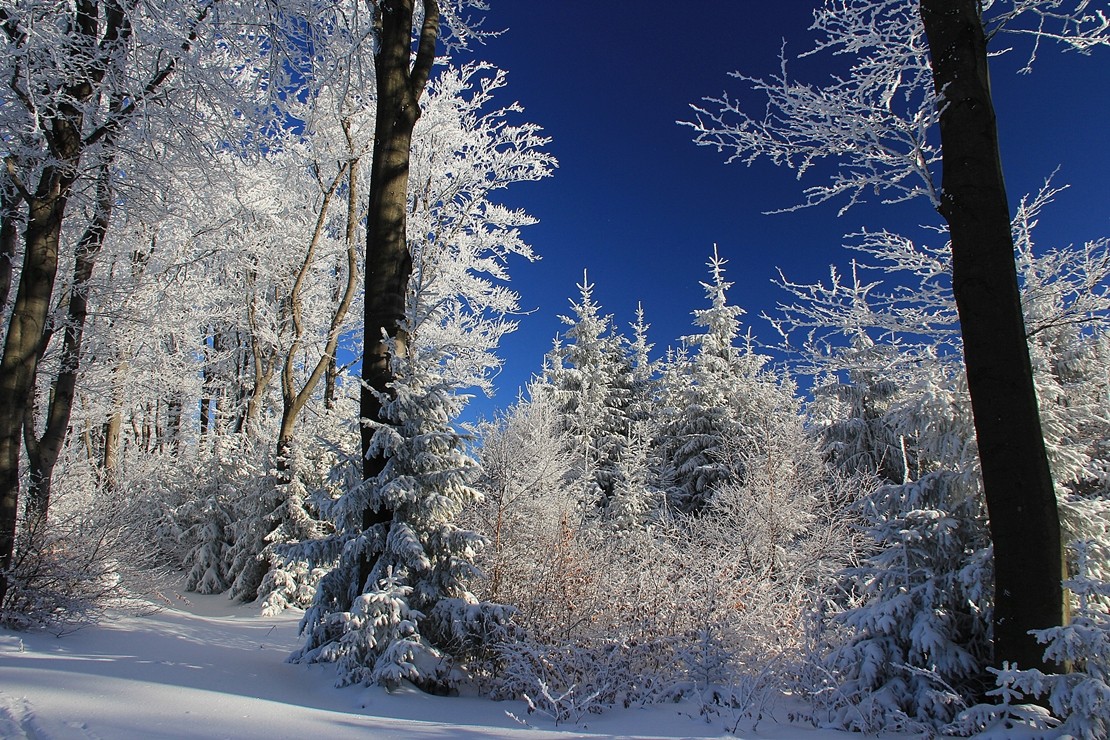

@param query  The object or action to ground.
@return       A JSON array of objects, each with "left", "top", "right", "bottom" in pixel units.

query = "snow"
[{"left": 0, "top": 590, "right": 877, "bottom": 740}]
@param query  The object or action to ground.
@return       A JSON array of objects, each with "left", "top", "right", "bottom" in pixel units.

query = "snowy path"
[{"left": 0, "top": 592, "right": 859, "bottom": 739}]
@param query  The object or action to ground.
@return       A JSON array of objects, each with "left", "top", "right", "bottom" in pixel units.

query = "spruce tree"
[
  {"left": 544, "top": 273, "right": 635, "bottom": 513},
  {"left": 292, "top": 340, "right": 507, "bottom": 689},
  {"left": 658, "top": 248, "right": 796, "bottom": 514}
]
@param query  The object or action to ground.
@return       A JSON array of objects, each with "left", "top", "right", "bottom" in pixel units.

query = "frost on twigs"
[
  {"left": 684, "top": 0, "right": 1110, "bottom": 215},
  {"left": 683, "top": 0, "right": 940, "bottom": 214},
  {"left": 1, "top": 484, "right": 175, "bottom": 635}
]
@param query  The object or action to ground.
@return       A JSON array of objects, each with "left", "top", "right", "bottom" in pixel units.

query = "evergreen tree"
[
  {"left": 657, "top": 248, "right": 797, "bottom": 514},
  {"left": 291, "top": 339, "right": 508, "bottom": 689},
  {"left": 544, "top": 273, "right": 635, "bottom": 512}
]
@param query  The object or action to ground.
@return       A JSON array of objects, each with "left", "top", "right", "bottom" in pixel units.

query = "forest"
[{"left": 0, "top": 0, "right": 1108, "bottom": 737}]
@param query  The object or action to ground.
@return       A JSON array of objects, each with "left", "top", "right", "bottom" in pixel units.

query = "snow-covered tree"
[
  {"left": 657, "top": 248, "right": 798, "bottom": 515},
  {"left": 687, "top": 0, "right": 1109, "bottom": 676},
  {"left": 952, "top": 539, "right": 1110, "bottom": 738},
  {"left": 293, "top": 333, "right": 510, "bottom": 689},
  {"left": 544, "top": 273, "right": 636, "bottom": 514},
  {"left": 776, "top": 184, "right": 1110, "bottom": 730},
  {"left": 288, "top": 56, "right": 552, "bottom": 687}
]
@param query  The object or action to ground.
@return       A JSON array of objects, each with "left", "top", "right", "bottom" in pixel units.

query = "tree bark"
[
  {"left": 0, "top": 172, "right": 19, "bottom": 316},
  {"left": 24, "top": 154, "right": 115, "bottom": 519},
  {"left": 358, "top": 0, "right": 439, "bottom": 593},
  {"left": 0, "top": 167, "right": 74, "bottom": 605},
  {"left": 244, "top": 285, "right": 278, "bottom": 437},
  {"left": 920, "top": 0, "right": 1063, "bottom": 674},
  {"left": 102, "top": 406, "right": 122, "bottom": 488}
]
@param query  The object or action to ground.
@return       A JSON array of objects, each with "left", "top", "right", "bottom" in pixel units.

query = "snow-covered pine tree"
[
  {"left": 544, "top": 273, "right": 636, "bottom": 514},
  {"left": 291, "top": 335, "right": 508, "bottom": 689},
  {"left": 657, "top": 247, "right": 797, "bottom": 515},
  {"left": 605, "top": 420, "right": 662, "bottom": 532},
  {"left": 257, "top": 428, "right": 347, "bottom": 616},
  {"left": 601, "top": 305, "right": 664, "bottom": 531},
  {"left": 627, "top": 302, "right": 660, "bottom": 427}
]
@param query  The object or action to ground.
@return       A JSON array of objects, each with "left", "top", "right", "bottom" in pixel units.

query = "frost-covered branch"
[{"left": 684, "top": 0, "right": 1109, "bottom": 213}]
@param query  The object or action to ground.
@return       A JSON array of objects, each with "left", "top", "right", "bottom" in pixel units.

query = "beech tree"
[
  {"left": 0, "top": 0, "right": 235, "bottom": 608},
  {"left": 771, "top": 182, "right": 1110, "bottom": 727},
  {"left": 688, "top": 0, "right": 1109, "bottom": 675},
  {"left": 359, "top": 1, "right": 441, "bottom": 592},
  {"left": 918, "top": 0, "right": 1062, "bottom": 674}
]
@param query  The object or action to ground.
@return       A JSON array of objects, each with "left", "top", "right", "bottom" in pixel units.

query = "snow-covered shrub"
[
  {"left": 464, "top": 378, "right": 859, "bottom": 720},
  {"left": 463, "top": 390, "right": 579, "bottom": 607},
  {"left": 173, "top": 424, "right": 339, "bottom": 608},
  {"left": 175, "top": 434, "right": 270, "bottom": 596},
  {"left": 0, "top": 476, "right": 174, "bottom": 633}
]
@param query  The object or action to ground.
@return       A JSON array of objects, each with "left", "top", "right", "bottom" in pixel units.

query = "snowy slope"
[{"left": 0, "top": 591, "right": 872, "bottom": 739}]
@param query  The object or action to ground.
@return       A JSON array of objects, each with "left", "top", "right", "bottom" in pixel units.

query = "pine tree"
[
  {"left": 544, "top": 273, "right": 635, "bottom": 513},
  {"left": 291, "top": 340, "right": 508, "bottom": 689},
  {"left": 658, "top": 248, "right": 797, "bottom": 514}
]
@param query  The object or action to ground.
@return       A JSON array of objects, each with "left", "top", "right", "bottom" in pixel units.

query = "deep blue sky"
[{"left": 457, "top": 2, "right": 1110, "bottom": 421}]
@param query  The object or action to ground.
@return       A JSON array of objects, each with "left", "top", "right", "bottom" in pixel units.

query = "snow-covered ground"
[{"left": 1, "top": 591, "right": 873, "bottom": 740}]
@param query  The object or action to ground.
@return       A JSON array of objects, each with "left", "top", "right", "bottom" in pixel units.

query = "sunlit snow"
[{"left": 1, "top": 590, "right": 883, "bottom": 740}]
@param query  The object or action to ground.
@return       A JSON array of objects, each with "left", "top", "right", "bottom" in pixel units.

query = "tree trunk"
[
  {"left": 244, "top": 289, "right": 277, "bottom": 437},
  {"left": 0, "top": 173, "right": 19, "bottom": 316},
  {"left": 102, "top": 408, "right": 122, "bottom": 489},
  {"left": 0, "top": 167, "right": 75, "bottom": 606},
  {"left": 277, "top": 151, "right": 357, "bottom": 477},
  {"left": 358, "top": 0, "right": 439, "bottom": 594},
  {"left": 24, "top": 155, "right": 115, "bottom": 518},
  {"left": 920, "top": 0, "right": 1063, "bottom": 675}
]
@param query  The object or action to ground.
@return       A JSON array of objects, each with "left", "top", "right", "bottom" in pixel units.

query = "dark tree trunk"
[
  {"left": 920, "top": 0, "right": 1063, "bottom": 674},
  {"left": 358, "top": 0, "right": 439, "bottom": 594},
  {"left": 0, "top": 172, "right": 74, "bottom": 598},
  {"left": 24, "top": 155, "right": 115, "bottom": 519}
]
